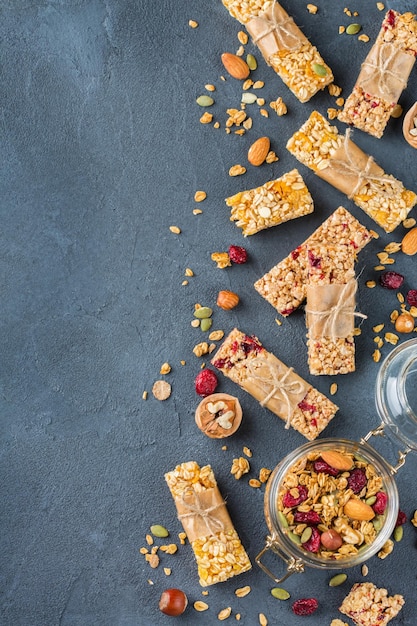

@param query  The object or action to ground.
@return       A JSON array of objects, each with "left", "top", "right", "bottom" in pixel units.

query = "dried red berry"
[
  {"left": 282, "top": 485, "right": 308, "bottom": 508},
  {"left": 195, "top": 369, "right": 218, "bottom": 397},
  {"left": 308, "top": 250, "right": 321, "bottom": 268},
  {"left": 241, "top": 335, "right": 263, "bottom": 355},
  {"left": 406, "top": 290, "right": 417, "bottom": 307},
  {"left": 379, "top": 271, "right": 404, "bottom": 290},
  {"left": 228, "top": 245, "right": 248, "bottom": 264},
  {"left": 292, "top": 598, "right": 318, "bottom": 616},
  {"left": 395, "top": 510, "right": 407, "bottom": 527},
  {"left": 372, "top": 491, "right": 388, "bottom": 515},
  {"left": 302, "top": 526, "right": 321, "bottom": 553},
  {"left": 293, "top": 510, "right": 321, "bottom": 525},
  {"left": 298, "top": 400, "right": 316, "bottom": 412},
  {"left": 347, "top": 468, "right": 367, "bottom": 494},
  {"left": 313, "top": 459, "right": 339, "bottom": 477}
]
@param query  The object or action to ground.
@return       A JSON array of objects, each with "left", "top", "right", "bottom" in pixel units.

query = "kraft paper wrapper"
[
  {"left": 306, "top": 283, "right": 356, "bottom": 339},
  {"left": 356, "top": 42, "right": 414, "bottom": 103},
  {"left": 246, "top": 2, "right": 307, "bottom": 61},
  {"left": 244, "top": 352, "right": 309, "bottom": 423},
  {"left": 175, "top": 487, "right": 234, "bottom": 543}
]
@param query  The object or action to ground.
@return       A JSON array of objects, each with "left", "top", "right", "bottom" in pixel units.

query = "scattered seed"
[
  {"left": 205, "top": 84, "right": 215, "bottom": 92},
  {"left": 235, "top": 585, "right": 251, "bottom": 598},
  {"left": 196, "top": 95, "right": 214, "bottom": 107},
  {"left": 194, "top": 601, "right": 209, "bottom": 611},
  {"left": 397, "top": 292, "right": 405, "bottom": 303},
  {"left": 150, "top": 524, "right": 169, "bottom": 538},
  {"left": 394, "top": 526, "right": 403, "bottom": 542},
  {"left": 169, "top": 225, "right": 181, "bottom": 234},
  {"left": 200, "top": 318, "right": 213, "bottom": 332},
  {"left": 241, "top": 92, "right": 257, "bottom": 104},
  {"left": 339, "top": 25, "right": 346, "bottom": 34},
  {"left": 142, "top": 391, "right": 148, "bottom": 400},
  {"left": 346, "top": 23, "right": 361, "bottom": 35},
  {"left": 330, "top": 382, "right": 338, "bottom": 395},
  {"left": 259, "top": 614, "right": 268, "bottom": 626},
  {"left": 194, "top": 307, "right": 213, "bottom": 319},
  {"left": 329, "top": 573, "right": 348, "bottom": 587},
  {"left": 366, "top": 495, "right": 377, "bottom": 506},
  {"left": 152, "top": 380, "right": 172, "bottom": 401},
  {"left": 278, "top": 511, "right": 289, "bottom": 528},
  {"left": 301, "top": 527, "right": 313, "bottom": 543},
  {"left": 218, "top": 607, "right": 232, "bottom": 620},
  {"left": 362, "top": 564, "right": 369, "bottom": 576},
  {"left": 288, "top": 531, "right": 302, "bottom": 545},
  {"left": 271, "top": 587, "right": 290, "bottom": 600},
  {"left": 185, "top": 268, "right": 194, "bottom": 278},
  {"left": 246, "top": 54, "right": 257, "bottom": 70}
]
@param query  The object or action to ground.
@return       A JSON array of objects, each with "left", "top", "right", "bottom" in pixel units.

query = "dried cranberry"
[
  {"left": 379, "top": 271, "right": 404, "bottom": 290},
  {"left": 282, "top": 485, "right": 308, "bottom": 508},
  {"left": 292, "top": 598, "right": 319, "bottom": 616},
  {"left": 373, "top": 491, "right": 388, "bottom": 515},
  {"left": 395, "top": 510, "right": 407, "bottom": 527},
  {"left": 313, "top": 459, "right": 339, "bottom": 477},
  {"left": 281, "top": 307, "right": 295, "bottom": 316},
  {"left": 298, "top": 400, "right": 316, "bottom": 412},
  {"left": 406, "top": 290, "right": 417, "bottom": 307},
  {"left": 302, "top": 526, "right": 321, "bottom": 553},
  {"left": 228, "top": 245, "right": 248, "bottom": 264},
  {"left": 310, "top": 418, "right": 317, "bottom": 428},
  {"left": 308, "top": 250, "right": 321, "bottom": 268},
  {"left": 212, "top": 358, "right": 232, "bottom": 370},
  {"left": 241, "top": 335, "right": 263, "bottom": 355},
  {"left": 291, "top": 247, "right": 301, "bottom": 260},
  {"left": 347, "top": 468, "right": 367, "bottom": 494},
  {"left": 195, "top": 369, "right": 218, "bottom": 397},
  {"left": 293, "top": 510, "right": 321, "bottom": 525},
  {"left": 386, "top": 9, "right": 396, "bottom": 26}
]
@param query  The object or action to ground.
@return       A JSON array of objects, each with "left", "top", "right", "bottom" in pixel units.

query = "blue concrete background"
[{"left": 1, "top": 1, "right": 417, "bottom": 624}]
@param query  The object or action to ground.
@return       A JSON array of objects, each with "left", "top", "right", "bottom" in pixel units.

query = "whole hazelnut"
[
  {"left": 395, "top": 312, "right": 415, "bottom": 334},
  {"left": 320, "top": 529, "right": 343, "bottom": 551},
  {"left": 217, "top": 290, "right": 240, "bottom": 310}
]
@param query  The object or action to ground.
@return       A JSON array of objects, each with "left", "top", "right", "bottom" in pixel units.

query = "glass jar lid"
[{"left": 375, "top": 337, "right": 417, "bottom": 451}]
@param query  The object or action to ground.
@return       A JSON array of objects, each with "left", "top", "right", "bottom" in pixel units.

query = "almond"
[
  {"left": 401, "top": 226, "right": 417, "bottom": 256},
  {"left": 344, "top": 498, "right": 375, "bottom": 521},
  {"left": 320, "top": 450, "right": 354, "bottom": 471},
  {"left": 217, "top": 290, "right": 239, "bottom": 310},
  {"left": 248, "top": 137, "right": 270, "bottom": 166},
  {"left": 221, "top": 52, "right": 250, "bottom": 80}
]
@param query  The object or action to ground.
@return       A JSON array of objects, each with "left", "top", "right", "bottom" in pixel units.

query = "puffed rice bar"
[
  {"left": 339, "top": 11, "right": 417, "bottom": 138},
  {"left": 221, "top": 0, "right": 333, "bottom": 102},
  {"left": 165, "top": 461, "right": 251, "bottom": 586},
  {"left": 226, "top": 169, "right": 313, "bottom": 236},
  {"left": 211, "top": 328, "right": 338, "bottom": 440},
  {"left": 286, "top": 111, "right": 417, "bottom": 232},
  {"left": 254, "top": 206, "right": 372, "bottom": 316},
  {"left": 339, "top": 582, "right": 405, "bottom": 626}
]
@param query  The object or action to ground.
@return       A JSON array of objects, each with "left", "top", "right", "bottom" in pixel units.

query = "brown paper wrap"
[
  {"left": 246, "top": 1, "right": 307, "bottom": 61},
  {"left": 175, "top": 487, "right": 234, "bottom": 543},
  {"left": 357, "top": 42, "right": 413, "bottom": 103},
  {"left": 305, "top": 278, "right": 367, "bottom": 340},
  {"left": 318, "top": 130, "right": 403, "bottom": 199},
  {"left": 244, "top": 353, "right": 309, "bottom": 428}
]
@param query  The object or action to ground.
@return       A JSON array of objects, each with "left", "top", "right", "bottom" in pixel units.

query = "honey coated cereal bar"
[
  {"left": 221, "top": 0, "right": 333, "bottom": 102},
  {"left": 254, "top": 206, "right": 372, "bottom": 316},
  {"left": 286, "top": 111, "right": 417, "bottom": 232},
  {"left": 339, "top": 10, "right": 417, "bottom": 139},
  {"left": 165, "top": 461, "right": 251, "bottom": 586},
  {"left": 339, "top": 582, "right": 405, "bottom": 626},
  {"left": 226, "top": 169, "right": 313, "bottom": 236},
  {"left": 211, "top": 328, "right": 338, "bottom": 440}
]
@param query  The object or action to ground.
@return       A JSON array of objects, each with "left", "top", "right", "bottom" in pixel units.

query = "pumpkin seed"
[
  {"left": 150, "top": 524, "right": 169, "bottom": 538},
  {"left": 373, "top": 516, "right": 383, "bottom": 531},
  {"left": 394, "top": 525, "right": 403, "bottom": 542},
  {"left": 246, "top": 54, "right": 257, "bottom": 70},
  {"left": 365, "top": 495, "right": 377, "bottom": 506},
  {"left": 271, "top": 587, "right": 290, "bottom": 600},
  {"left": 312, "top": 62, "right": 327, "bottom": 76},
  {"left": 278, "top": 511, "right": 289, "bottom": 528},
  {"left": 300, "top": 527, "right": 312, "bottom": 543},
  {"left": 241, "top": 92, "right": 257, "bottom": 104},
  {"left": 194, "top": 307, "right": 213, "bottom": 319},
  {"left": 346, "top": 23, "right": 361, "bottom": 35},
  {"left": 196, "top": 95, "right": 214, "bottom": 107},
  {"left": 288, "top": 531, "right": 302, "bottom": 545},
  {"left": 200, "top": 318, "right": 213, "bottom": 332},
  {"left": 329, "top": 573, "right": 347, "bottom": 587}
]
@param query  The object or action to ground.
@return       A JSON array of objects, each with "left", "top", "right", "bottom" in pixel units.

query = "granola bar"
[
  {"left": 286, "top": 111, "right": 417, "bottom": 232},
  {"left": 339, "top": 11, "right": 417, "bottom": 138},
  {"left": 254, "top": 206, "right": 372, "bottom": 316},
  {"left": 305, "top": 244, "right": 357, "bottom": 375},
  {"left": 339, "top": 582, "right": 405, "bottom": 626},
  {"left": 221, "top": 0, "right": 333, "bottom": 102},
  {"left": 211, "top": 328, "right": 338, "bottom": 440},
  {"left": 226, "top": 169, "right": 313, "bottom": 236},
  {"left": 165, "top": 461, "right": 251, "bottom": 586}
]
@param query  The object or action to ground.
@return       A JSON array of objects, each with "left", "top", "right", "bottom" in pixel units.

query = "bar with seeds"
[
  {"left": 226, "top": 169, "right": 313, "bottom": 236},
  {"left": 305, "top": 244, "right": 360, "bottom": 375},
  {"left": 254, "top": 206, "right": 372, "bottom": 316},
  {"left": 339, "top": 582, "right": 405, "bottom": 626},
  {"left": 211, "top": 328, "right": 338, "bottom": 440},
  {"left": 339, "top": 10, "right": 417, "bottom": 139},
  {"left": 286, "top": 111, "right": 417, "bottom": 232},
  {"left": 221, "top": 0, "right": 333, "bottom": 102},
  {"left": 165, "top": 461, "right": 251, "bottom": 587}
]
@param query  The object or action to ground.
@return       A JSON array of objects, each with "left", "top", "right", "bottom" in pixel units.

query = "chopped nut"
[
  {"left": 377, "top": 538, "right": 394, "bottom": 559},
  {"left": 200, "top": 112, "right": 213, "bottom": 124},
  {"left": 194, "top": 191, "right": 207, "bottom": 202},
  {"left": 307, "top": 4, "right": 318, "bottom": 14},
  {"left": 180, "top": 360, "right": 186, "bottom": 366},
  {"left": 160, "top": 362, "right": 171, "bottom": 375},
  {"left": 213, "top": 121, "right": 220, "bottom": 129},
  {"left": 231, "top": 457, "right": 250, "bottom": 479},
  {"left": 208, "top": 343, "right": 216, "bottom": 353},
  {"left": 265, "top": 150, "right": 279, "bottom": 163},
  {"left": 249, "top": 478, "right": 261, "bottom": 488},
  {"left": 270, "top": 96, "right": 287, "bottom": 116},
  {"left": 335, "top": 97, "right": 345, "bottom": 107},
  {"left": 163, "top": 567, "right": 171, "bottom": 576},
  {"left": 229, "top": 164, "right": 246, "bottom": 177},
  {"left": 193, "top": 342, "right": 210, "bottom": 357},
  {"left": 188, "top": 19, "right": 198, "bottom": 28},
  {"left": 256, "top": 97, "right": 265, "bottom": 106},
  {"left": 237, "top": 30, "right": 248, "bottom": 45},
  {"left": 328, "top": 84, "right": 342, "bottom": 96},
  {"left": 327, "top": 108, "right": 339, "bottom": 120},
  {"left": 243, "top": 446, "right": 252, "bottom": 458},
  {"left": 169, "top": 225, "right": 181, "bottom": 234},
  {"left": 376, "top": 2, "right": 385, "bottom": 10},
  {"left": 211, "top": 252, "right": 231, "bottom": 268}
]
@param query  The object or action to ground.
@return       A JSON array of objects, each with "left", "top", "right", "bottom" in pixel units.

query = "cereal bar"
[
  {"left": 305, "top": 244, "right": 359, "bottom": 375},
  {"left": 254, "top": 206, "right": 372, "bottom": 316},
  {"left": 226, "top": 169, "right": 313, "bottom": 236},
  {"left": 221, "top": 0, "right": 333, "bottom": 102},
  {"left": 286, "top": 111, "right": 417, "bottom": 232},
  {"left": 165, "top": 461, "right": 251, "bottom": 586},
  {"left": 211, "top": 328, "right": 338, "bottom": 440},
  {"left": 339, "top": 11, "right": 417, "bottom": 138},
  {"left": 339, "top": 582, "right": 405, "bottom": 626}
]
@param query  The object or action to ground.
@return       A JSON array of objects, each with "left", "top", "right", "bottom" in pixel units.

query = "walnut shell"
[{"left": 403, "top": 101, "right": 417, "bottom": 149}]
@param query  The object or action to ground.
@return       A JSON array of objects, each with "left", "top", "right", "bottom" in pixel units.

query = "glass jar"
[{"left": 256, "top": 337, "right": 417, "bottom": 583}]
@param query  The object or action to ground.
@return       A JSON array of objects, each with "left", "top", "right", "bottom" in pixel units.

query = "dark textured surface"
[{"left": 1, "top": 1, "right": 417, "bottom": 625}]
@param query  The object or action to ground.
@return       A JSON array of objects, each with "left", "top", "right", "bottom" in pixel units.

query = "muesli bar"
[
  {"left": 254, "top": 206, "right": 372, "bottom": 316},
  {"left": 221, "top": 0, "right": 333, "bottom": 102},
  {"left": 226, "top": 169, "right": 313, "bottom": 236},
  {"left": 305, "top": 244, "right": 358, "bottom": 375},
  {"left": 211, "top": 328, "right": 338, "bottom": 440},
  {"left": 338, "top": 11, "right": 417, "bottom": 138},
  {"left": 165, "top": 461, "right": 251, "bottom": 587},
  {"left": 339, "top": 582, "right": 405, "bottom": 626},
  {"left": 286, "top": 110, "right": 417, "bottom": 232}
]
